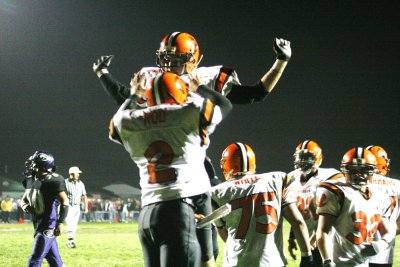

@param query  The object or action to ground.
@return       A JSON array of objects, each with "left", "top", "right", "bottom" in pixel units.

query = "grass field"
[{"left": 1, "top": 221, "right": 399, "bottom": 267}]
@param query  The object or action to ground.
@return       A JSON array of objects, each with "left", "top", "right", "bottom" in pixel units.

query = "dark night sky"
[{"left": 1, "top": 1, "right": 399, "bottom": 192}]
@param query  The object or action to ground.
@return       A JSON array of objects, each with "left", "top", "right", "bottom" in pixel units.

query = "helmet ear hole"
[{"left": 366, "top": 145, "right": 390, "bottom": 176}]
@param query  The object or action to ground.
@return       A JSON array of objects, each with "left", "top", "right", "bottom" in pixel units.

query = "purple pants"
[{"left": 28, "top": 230, "right": 63, "bottom": 267}]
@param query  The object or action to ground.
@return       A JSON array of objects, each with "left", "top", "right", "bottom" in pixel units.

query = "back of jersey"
[
  {"left": 211, "top": 171, "right": 289, "bottom": 267},
  {"left": 112, "top": 97, "right": 220, "bottom": 206}
]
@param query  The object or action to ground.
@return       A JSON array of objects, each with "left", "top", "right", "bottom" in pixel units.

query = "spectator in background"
[
  {"left": 105, "top": 199, "right": 115, "bottom": 223},
  {"left": 85, "top": 198, "right": 93, "bottom": 222},
  {"left": 1, "top": 195, "right": 12, "bottom": 223},
  {"left": 95, "top": 199, "right": 104, "bottom": 222},
  {"left": 91, "top": 198, "right": 97, "bottom": 222},
  {"left": 117, "top": 199, "right": 124, "bottom": 222},
  {"left": 126, "top": 198, "right": 135, "bottom": 222},
  {"left": 17, "top": 198, "right": 25, "bottom": 223}
]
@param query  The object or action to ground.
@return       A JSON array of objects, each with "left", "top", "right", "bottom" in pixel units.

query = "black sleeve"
[
  {"left": 99, "top": 73, "right": 131, "bottom": 105},
  {"left": 226, "top": 81, "right": 268, "bottom": 104},
  {"left": 204, "top": 156, "right": 222, "bottom": 186},
  {"left": 289, "top": 226, "right": 295, "bottom": 239},
  {"left": 57, "top": 205, "right": 69, "bottom": 224},
  {"left": 196, "top": 84, "right": 232, "bottom": 118}
]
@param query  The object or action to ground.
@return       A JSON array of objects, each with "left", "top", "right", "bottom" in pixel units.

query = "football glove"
[
  {"left": 93, "top": 55, "right": 114, "bottom": 77},
  {"left": 300, "top": 254, "right": 314, "bottom": 267},
  {"left": 322, "top": 259, "right": 336, "bottom": 267},
  {"left": 273, "top": 38, "right": 291, "bottom": 61},
  {"left": 288, "top": 238, "right": 298, "bottom": 260}
]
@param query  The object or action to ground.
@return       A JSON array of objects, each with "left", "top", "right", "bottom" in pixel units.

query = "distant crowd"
[{"left": 0, "top": 195, "right": 141, "bottom": 224}]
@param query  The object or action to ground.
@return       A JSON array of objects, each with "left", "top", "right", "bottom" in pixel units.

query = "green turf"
[{"left": 0, "top": 221, "right": 398, "bottom": 266}]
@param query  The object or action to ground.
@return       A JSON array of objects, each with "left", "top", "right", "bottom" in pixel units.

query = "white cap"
[{"left": 69, "top": 166, "right": 82, "bottom": 174}]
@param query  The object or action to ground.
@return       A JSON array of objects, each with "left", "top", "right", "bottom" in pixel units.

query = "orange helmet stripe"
[
  {"left": 235, "top": 143, "right": 249, "bottom": 173},
  {"left": 165, "top": 32, "right": 181, "bottom": 47},
  {"left": 150, "top": 73, "right": 164, "bottom": 106},
  {"left": 299, "top": 140, "right": 311, "bottom": 150}
]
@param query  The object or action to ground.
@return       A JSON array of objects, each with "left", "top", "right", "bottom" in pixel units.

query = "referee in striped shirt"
[{"left": 64, "top": 166, "right": 88, "bottom": 248}]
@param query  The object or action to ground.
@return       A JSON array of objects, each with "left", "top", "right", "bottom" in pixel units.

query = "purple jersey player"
[{"left": 21, "top": 151, "right": 69, "bottom": 267}]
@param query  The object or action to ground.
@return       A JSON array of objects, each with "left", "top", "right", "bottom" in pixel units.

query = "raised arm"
[
  {"left": 93, "top": 55, "right": 131, "bottom": 105},
  {"left": 261, "top": 37, "right": 291, "bottom": 93},
  {"left": 223, "top": 37, "right": 291, "bottom": 104}
]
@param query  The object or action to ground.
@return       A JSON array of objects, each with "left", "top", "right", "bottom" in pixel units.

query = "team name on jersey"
[
  {"left": 143, "top": 110, "right": 166, "bottom": 126},
  {"left": 294, "top": 188, "right": 312, "bottom": 194},
  {"left": 370, "top": 178, "right": 397, "bottom": 186},
  {"left": 234, "top": 175, "right": 260, "bottom": 185}
]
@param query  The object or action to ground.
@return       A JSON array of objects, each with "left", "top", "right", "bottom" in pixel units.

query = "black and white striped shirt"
[{"left": 65, "top": 178, "right": 86, "bottom": 206}]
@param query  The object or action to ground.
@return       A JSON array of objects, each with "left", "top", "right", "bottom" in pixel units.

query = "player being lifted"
[
  {"left": 210, "top": 142, "right": 314, "bottom": 267},
  {"left": 283, "top": 140, "right": 344, "bottom": 266},
  {"left": 316, "top": 147, "right": 395, "bottom": 267},
  {"left": 93, "top": 32, "right": 291, "bottom": 106},
  {"left": 109, "top": 72, "right": 232, "bottom": 267},
  {"left": 367, "top": 145, "right": 400, "bottom": 267}
]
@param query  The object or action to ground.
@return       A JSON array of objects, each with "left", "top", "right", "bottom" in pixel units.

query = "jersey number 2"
[{"left": 145, "top": 141, "right": 177, "bottom": 184}]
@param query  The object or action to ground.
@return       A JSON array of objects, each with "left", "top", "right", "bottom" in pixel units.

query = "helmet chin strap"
[
  {"left": 299, "top": 168, "right": 318, "bottom": 182},
  {"left": 185, "top": 54, "right": 203, "bottom": 74},
  {"left": 350, "top": 183, "right": 368, "bottom": 192}
]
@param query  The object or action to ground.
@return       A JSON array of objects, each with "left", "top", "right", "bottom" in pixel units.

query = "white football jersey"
[
  {"left": 136, "top": 65, "right": 241, "bottom": 96},
  {"left": 274, "top": 168, "right": 344, "bottom": 264},
  {"left": 368, "top": 174, "right": 400, "bottom": 264},
  {"left": 111, "top": 94, "right": 223, "bottom": 206},
  {"left": 317, "top": 180, "right": 392, "bottom": 266},
  {"left": 288, "top": 168, "right": 344, "bottom": 235},
  {"left": 211, "top": 172, "right": 295, "bottom": 267}
]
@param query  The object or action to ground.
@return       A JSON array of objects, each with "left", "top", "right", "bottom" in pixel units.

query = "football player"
[
  {"left": 109, "top": 72, "right": 232, "bottom": 267},
  {"left": 316, "top": 147, "right": 395, "bottom": 267},
  {"left": 283, "top": 140, "right": 344, "bottom": 266},
  {"left": 20, "top": 151, "right": 69, "bottom": 267},
  {"left": 210, "top": 142, "right": 314, "bottom": 267},
  {"left": 367, "top": 145, "right": 400, "bottom": 267},
  {"left": 93, "top": 31, "right": 291, "bottom": 106}
]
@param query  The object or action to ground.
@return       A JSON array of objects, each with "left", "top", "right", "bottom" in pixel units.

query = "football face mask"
[
  {"left": 342, "top": 165, "right": 375, "bottom": 189},
  {"left": 340, "top": 147, "right": 377, "bottom": 190},
  {"left": 293, "top": 150, "right": 317, "bottom": 176},
  {"left": 156, "top": 49, "right": 193, "bottom": 75}
]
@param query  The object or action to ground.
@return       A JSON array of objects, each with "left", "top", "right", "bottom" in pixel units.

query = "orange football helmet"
[
  {"left": 341, "top": 147, "right": 377, "bottom": 189},
  {"left": 156, "top": 32, "right": 201, "bottom": 74},
  {"left": 220, "top": 143, "right": 256, "bottom": 180},
  {"left": 294, "top": 140, "right": 323, "bottom": 173},
  {"left": 366, "top": 145, "right": 390, "bottom": 176},
  {"left": 146, "top": 72, "right": 188, "bottom": 107}
]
